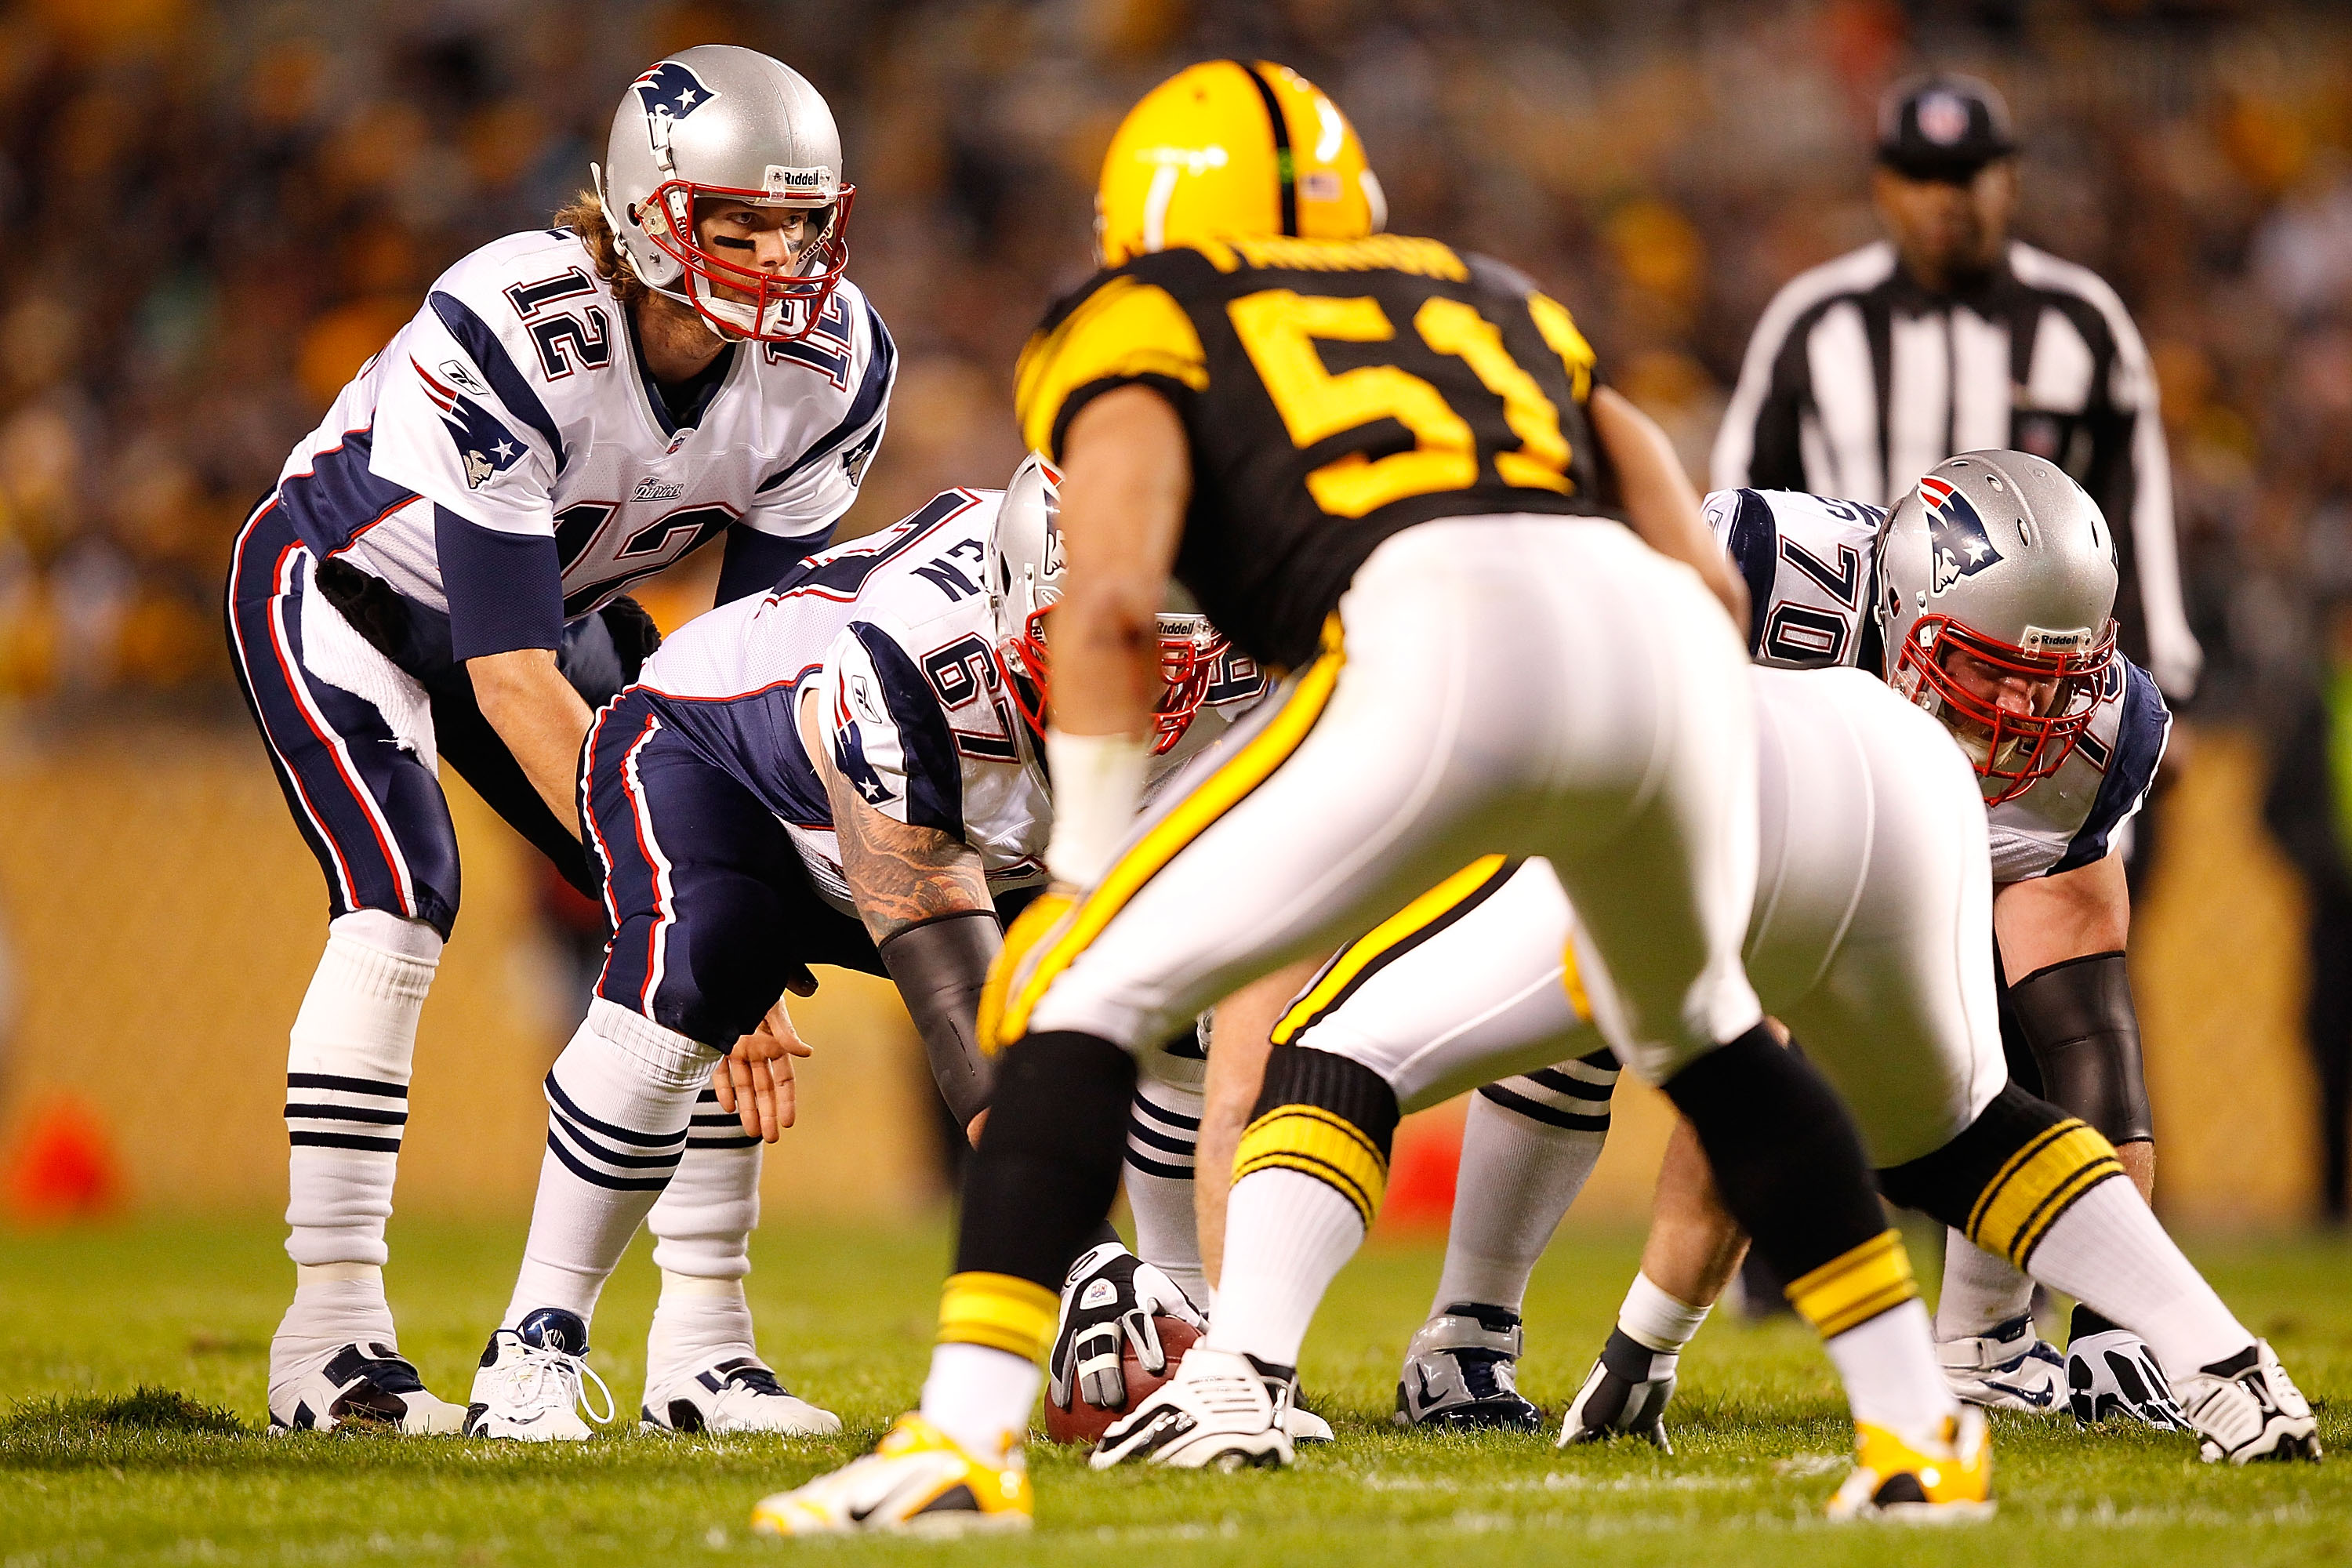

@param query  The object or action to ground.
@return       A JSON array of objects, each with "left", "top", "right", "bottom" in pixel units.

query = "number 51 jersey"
[
  {"left": 274, "top": 226, "right": 894, "bottom": 659},
  {"left": 1706, "top": 486, "right": 2171, "bottom": 884},
  {"left": 1014, "top": 234, "right": 1610, "bottom": 672}
]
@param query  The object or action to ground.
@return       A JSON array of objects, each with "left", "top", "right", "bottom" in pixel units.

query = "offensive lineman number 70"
[{"left": 1228, "top": 289, "right": 1599, "bottom": 520}]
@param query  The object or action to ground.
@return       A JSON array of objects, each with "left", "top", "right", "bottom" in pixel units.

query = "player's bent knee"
[
  {"left": 1235, "top": 1044, "right": 1401, "bottom": 1230},
  {"left": 1875, "top": 1082, "right": 2127, "bottom": 1270},
  {"left": 328, "top": 908, "right": 445, "bottom": 964}
]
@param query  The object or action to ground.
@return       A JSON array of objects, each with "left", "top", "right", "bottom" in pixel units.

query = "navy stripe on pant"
[
  {"left": 225, "top": 501, "right": 462, "bottom": 936},
  {"left": 585, "top": 688, "right": 883, "bottom": 1047}
]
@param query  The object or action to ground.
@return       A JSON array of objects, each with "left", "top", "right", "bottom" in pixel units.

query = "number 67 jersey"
[
  {"left": 274, "top": 227, "right": 894, "bottom": 657},
  {"left": 1707, "top": 486, "right": 2172, "bottom": 884}
]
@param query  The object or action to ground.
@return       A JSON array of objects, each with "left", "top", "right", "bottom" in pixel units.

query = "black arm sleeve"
[
  {"left": 2005, "top": 951, "right": 2154, "bottom": 1145},
  {"left": 876, "top": 909, "right": 1002, "bottom": 1128}
]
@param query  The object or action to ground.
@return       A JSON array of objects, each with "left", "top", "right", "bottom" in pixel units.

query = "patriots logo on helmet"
[
  {"left": 1918, "top": 474, "right": 2003, "bottom": 593},
  {"left": 633, "top": 60, "right": 720, "bottom": 148},
  {"left": 415, "top": 359, "right": 524, "bottom": 490}
]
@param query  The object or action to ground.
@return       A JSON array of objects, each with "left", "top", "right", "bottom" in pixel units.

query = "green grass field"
[{"left": 3, "top": 1215, "right": 2348, "bottom": 1566}]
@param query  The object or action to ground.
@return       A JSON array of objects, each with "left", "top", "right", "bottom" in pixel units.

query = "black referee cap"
[{"left": 1877, "top": 73, "right": 2015, "bottom": 180}]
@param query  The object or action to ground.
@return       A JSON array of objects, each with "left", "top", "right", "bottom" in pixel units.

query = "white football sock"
[
  {"left": 648, "top": 1099, "right": 762, "bottom": 1280},
  {"left": 1431, "top": 1076, "right": 1611, "bottom": 1315},
  {"left": 1824, "top": 1298, "right": 1960, "bottom": 1435},
  {"left": 920, "top": 1341, "right": 1041, "bottom": 1464},
  {"left": 1206, "top": 1167, "right": 1364, "bottom": 1370},
  {"left": 283, "top": 911, "right": 441, "bottom": 1272},
  {"left": 1935, "top": 1228, "right": 2038, "bottom": 1341},
  {"left": 2023, "top": 1177, "right": 2252, "bottom": 1379},
  {"left": 647, "top": 1274, "right": 758, "bottom": 1396},
  {"left": 1618, "top": 1269, "right": 1712, "bottom": 1357},
  {"left": 503, "top": 1000, "right": 710, "bottom": 1330},
  {"left": 1127, "top": 1073, "right": 1206, "bottom": 1307}
]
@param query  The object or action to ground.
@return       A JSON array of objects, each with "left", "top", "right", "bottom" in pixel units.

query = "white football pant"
[
  {"left": 1283, "top": 665, "right": 2007, "bottom": 1163},
  {"left": 1017, "top": 515, "right": 1763, "bottom": 1083}
]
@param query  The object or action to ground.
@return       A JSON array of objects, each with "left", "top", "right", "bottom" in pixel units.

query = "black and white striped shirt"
[{"left": 1711, "top": 239, "right": 2200, "bottom": 699}]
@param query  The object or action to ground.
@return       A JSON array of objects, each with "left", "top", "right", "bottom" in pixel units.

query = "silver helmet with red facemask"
[
  {"left": 1874, "top": 451, "right": 2119, "bottom": 805},
  {"left": 985, "top": 453, "right": 1229, "bottom": 756},
  {"left": 593, "top": 45, "right": 853, "bottom": 343}
]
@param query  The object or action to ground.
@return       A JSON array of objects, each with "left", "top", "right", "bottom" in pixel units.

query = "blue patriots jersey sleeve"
[
  {"left": 1704, "top": 488, "right": 1888, "bottom": 670},
  {"left": 813, "top": 619, "right": 967, "bottom": 838},
  {"left": 740, "top": 288, "right": 896, "bottom": 545},
  {"left": 2046, "top": 659, "right": 2171, "bottom": 877}
]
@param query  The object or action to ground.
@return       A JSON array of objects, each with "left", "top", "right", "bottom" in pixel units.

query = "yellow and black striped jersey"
[{"left": 1014, "top": 235, "right": 1609, "bottom": 670}]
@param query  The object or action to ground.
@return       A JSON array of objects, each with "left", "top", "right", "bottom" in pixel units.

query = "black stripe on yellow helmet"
[{"left": 1094, "top": 60, "right": 1382, "bottom": 268}]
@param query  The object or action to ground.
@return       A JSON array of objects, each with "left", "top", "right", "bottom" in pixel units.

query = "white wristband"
[{"left": 1044, "top": 728, "right": 1150, "bottom": 887}]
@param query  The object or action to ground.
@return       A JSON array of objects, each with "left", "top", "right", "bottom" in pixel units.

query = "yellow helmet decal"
[{"left": 1097, "top": 60, "right": 1383, "bottom": 267}]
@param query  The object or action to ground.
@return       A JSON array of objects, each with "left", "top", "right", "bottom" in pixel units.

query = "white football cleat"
[
  {"left": 268, "top": 1338, "right": 466, "bottom": 1435},
  {"left": 1285, "top": 1399, "right": 1334, "bottom": 1444},
  {"left": 641, "top": 1356, "right": 842, "bottom": 1436},
  {"left": 1940, "top": 1315, "right": 2067, "bottom": 1414},
  {"left": 2175, "top": 1341, "right": 2322, "bottom": 1464},
  {"left": 2066, "top": 1327, "right": 2190, "bottom": 1429},
  {"left": 1559, "top": 1328, "right": 1675, "bottom": 1450},
  {"left": 750, "top": 1414, "right": 1032, "bottom": 1537},
  {"left": 1393, "top": 1305, "right": 1542, "bottom": 1432},
  {"left": 463, "top": 1308, "right": 612, "bottom": 1442},
  {"left": 1090, "top": 1345, "right": 1295, "bottom": 1471}
]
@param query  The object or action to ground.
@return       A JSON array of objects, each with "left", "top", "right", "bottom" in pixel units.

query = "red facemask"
[
  {"left": 1889, "top": 612, "right": 2115, "bottom": 804},
  {"left": 1002, "top": 607, "right": 1229, "bottom": 756},
  {"left": 637, "top": 181, "right": 856, "bottom": 343}
]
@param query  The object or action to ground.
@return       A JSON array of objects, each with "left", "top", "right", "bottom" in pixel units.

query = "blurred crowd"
[{"left": 1, "top": 0, "right": 2350, "bottom": 727}]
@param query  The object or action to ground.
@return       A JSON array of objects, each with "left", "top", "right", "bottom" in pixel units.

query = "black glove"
[
  {"left": 313, "top": 557, "right": 412, "bottom": 660},
  {"left": 598, "top": 595, "right": 663, "bottom": 683}
]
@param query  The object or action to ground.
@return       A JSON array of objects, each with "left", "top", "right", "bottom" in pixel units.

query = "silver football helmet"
[
  {"left": 985, "top": 452, "right": 1229, "bottom": 754},
  {"left": 593, "top": 45, "right": 852, "bottom": 343},
  {"left": 1874, "top": 450, "right": 2118, "bottom": 804}
]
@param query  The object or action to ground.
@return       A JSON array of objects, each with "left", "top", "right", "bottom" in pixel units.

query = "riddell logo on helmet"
[
  {"left": 1137, "top": 145, "right": 1231, "bottom": 176},
  {"left": 1918, "top": 474, "right": 2005, "bottom": 594},
  {"left": 764, "top": 165, "right": 833, "bottom": 201}
]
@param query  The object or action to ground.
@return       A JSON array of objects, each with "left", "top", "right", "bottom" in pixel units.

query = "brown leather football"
[{"left": 1040, "top": 1317, "right": 1201, "bottom": 1446}]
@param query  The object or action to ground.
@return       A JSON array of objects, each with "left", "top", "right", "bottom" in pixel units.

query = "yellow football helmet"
[{"left": 1096, "top": 60, "right": 1387, "bottom": 267}]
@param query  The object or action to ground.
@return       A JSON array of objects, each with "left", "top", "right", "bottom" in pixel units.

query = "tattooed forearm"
[{"left": 829, "top": 780, "right": 993, "bottom": 944}]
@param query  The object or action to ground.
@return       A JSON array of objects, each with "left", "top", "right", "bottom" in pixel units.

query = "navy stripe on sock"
[
  {"left": 284, "top": 1102, "right": 409, "bottom": 1125},
  {"left": 1479, "top": 1083, "right": 1611, "bottom": 1132},
  {"left": 544, "top": 1131, "right": 676, "bottom": 1192},
  {"left": 544, "top": 1071, "right": 691, "bottom": 1148},
  {"left": 289, "top": 1131, "right": 403, "bottom": 1153},
  {"left": 286, "top": 1073, "right": 409, "bottom": 1099}
]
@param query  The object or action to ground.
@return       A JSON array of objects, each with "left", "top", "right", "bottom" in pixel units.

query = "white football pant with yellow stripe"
[
  {"left": 1006, "top": 514, "right": 1764, "bottom": 1084},
  {"left": 1283, "top": 663, "right": 2009, "bottom": 1161}
]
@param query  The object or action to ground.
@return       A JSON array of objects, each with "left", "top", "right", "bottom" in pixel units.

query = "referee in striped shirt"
[{"left": 1713, "top": 73, "right": 2201, "bottom": 700}]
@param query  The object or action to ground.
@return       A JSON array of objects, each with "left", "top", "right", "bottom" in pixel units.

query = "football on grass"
[{"left": 1041, "top": 1316, "right": 1201, "bottom": 1446}]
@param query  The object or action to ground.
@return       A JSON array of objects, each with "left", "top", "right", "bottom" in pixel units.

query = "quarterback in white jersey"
[
  {"left": 459, "top": 459, "right": 1269, "bottom": 1439},
  {"left": 224, "top": 47, "right": 893, "bottom": 1434}
]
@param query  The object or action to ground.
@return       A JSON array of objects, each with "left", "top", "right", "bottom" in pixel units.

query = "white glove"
[{"left": 1047, "top": 1240, "right": 1207, "bottom": 1413}]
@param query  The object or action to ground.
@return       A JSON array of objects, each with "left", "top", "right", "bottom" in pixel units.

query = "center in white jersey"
[
  {"left": 633, "top": 488, "right": 1270, "bottom": 913},
  {"left": 1704, "top": 486, "right": 2171, "bottom": 882},
  {"left": 273, "top": 226, "right": 894, "bottom": 661}
]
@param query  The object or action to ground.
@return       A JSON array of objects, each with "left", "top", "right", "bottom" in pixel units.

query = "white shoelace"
[{"left": 499, "top": 1342, "right": 615, "bottom": 1425}]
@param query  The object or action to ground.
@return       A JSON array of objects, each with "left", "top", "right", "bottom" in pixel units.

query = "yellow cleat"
[
  {"left": 749, "top": 1414, "right": 1033, "bottom": 1538},
  {"left": 1826, "top": 1408, "right": 1995, "bottom": 1523}
]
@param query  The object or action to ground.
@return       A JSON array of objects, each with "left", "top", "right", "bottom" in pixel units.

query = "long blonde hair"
[{"left": 551, "top": 190, "right": 648, "bottom": 307}]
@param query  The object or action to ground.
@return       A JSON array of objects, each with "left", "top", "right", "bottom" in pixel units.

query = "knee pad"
[
  {"left": 2006, "top": 953, "right": 2154, "bottom": 1145},
  {"left": 328, "top": 909, "right": 445, "bottom": 966},
  {"left": 1877, "top": 1082, "right": 2125, "bottom": 1269},
  {"left": 955, "top": 1031, "right": 1137, "bottom": 1287},
  {"left": 1234, "top": 1044, "right": 1401, "bottom": 1230}
]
